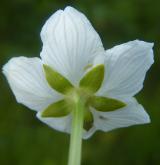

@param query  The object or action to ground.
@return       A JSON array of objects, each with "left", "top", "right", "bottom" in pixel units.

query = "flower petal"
[
  {"left": 40, "top": 6, "right": 104, "bottom": 85},
  {"left": 83, "top": 126, "right": 97, "bottom": 139},
  {"left": 36, "top": 111, "right": 71, "bottom": 134},
  {"left": 98, "top": 40, "right": 154, "bottom": 98},
  {"left": 92, "top": 98, "right": 150, "bottom": 132},
  {"left": 3, "top": 57, "right": 61, "bottom": 111}
]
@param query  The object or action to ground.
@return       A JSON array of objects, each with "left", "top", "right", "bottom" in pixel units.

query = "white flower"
[{"left": 3, "top": 6, "right": 154, "bottom": 139}]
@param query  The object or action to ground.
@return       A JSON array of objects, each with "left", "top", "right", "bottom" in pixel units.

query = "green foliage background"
[{"left": 0, "top": 0, "right": 160, "bottom": 165}]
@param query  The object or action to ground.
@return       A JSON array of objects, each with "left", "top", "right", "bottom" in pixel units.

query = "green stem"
[{"left": 68, "top": 97, "right": 85, "bottom": 165}]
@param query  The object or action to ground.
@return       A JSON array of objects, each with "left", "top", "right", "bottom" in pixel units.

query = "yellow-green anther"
[
  {"left": 43, "top": 64, "right": 74, "bottom": 94},
  {"left": 42, "top": 99, "right": 72, "bottom": 117},
  {"left": 90, "top": 96, "right": 126, "bottom": 112},
  {"left": 79, "top": 64, "right": 104, "bottom": 93}
]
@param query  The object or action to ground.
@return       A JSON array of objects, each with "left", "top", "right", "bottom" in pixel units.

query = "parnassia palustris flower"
[{"left": 3, "top": 6, "right": 154, "bottom": 139}]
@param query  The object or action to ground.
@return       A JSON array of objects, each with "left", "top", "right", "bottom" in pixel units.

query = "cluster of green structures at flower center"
[{"left": 41, "top": 64, "right": 126, "bottom": 130}]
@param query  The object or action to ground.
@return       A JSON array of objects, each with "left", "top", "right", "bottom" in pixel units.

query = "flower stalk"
[{"left": 68, "top": 96, "right": 85, "bottom": 165}]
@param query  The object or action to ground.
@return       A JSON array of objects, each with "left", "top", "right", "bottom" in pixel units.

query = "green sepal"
[
  {"left": 79, "top": 64, "right": 104, "bottom": 94},
  {"left": 83, "top": 109, "right": 93, "bottom": 131},
  {"left": 43, "top": 64, "right": 74, "bottom": 94},
  {"left": 41, "top": 99, "right": 72, "bottom": 117},
  {"left": 90, "top": 96, "right": 126, "bottom": 112}
]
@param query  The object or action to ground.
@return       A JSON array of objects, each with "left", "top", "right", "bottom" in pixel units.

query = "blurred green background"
[{"left": 0, "top": 0, "right": 160, "bottom": 165}]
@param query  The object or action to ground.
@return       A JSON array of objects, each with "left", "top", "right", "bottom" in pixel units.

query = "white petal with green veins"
[
  {"left": 40, "top": 7, "right": 104, "bottom": 84},
  {"left": 2, "top": 57, "right": 60, "bottom": 111},
  {"left": 97, "top": 40, "right": 154, "bottom": 98}
]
